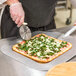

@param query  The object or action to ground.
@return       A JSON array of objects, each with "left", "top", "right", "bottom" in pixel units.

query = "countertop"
[{"left": 0, "top": 26, "right": 76, "bottom": 76}]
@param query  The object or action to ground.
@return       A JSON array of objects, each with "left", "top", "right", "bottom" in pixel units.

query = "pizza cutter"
[
  {"left": 58, "top": 23, "right": 76, "bottom": 40},
  {"left": 19, "top": 22, "right": 31, "bottom": 40}
]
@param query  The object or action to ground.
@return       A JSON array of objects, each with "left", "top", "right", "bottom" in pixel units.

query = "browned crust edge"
[
  {"left": 46, "top": 62, "right": 76, "bottom": 76},
  {"left": 12, "top": 34, "right": 72, "bottom": 63}
]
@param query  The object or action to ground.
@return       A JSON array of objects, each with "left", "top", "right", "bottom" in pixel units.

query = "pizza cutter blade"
[{"left": 19, "top": 22, "right": 31, "bottom": 40}]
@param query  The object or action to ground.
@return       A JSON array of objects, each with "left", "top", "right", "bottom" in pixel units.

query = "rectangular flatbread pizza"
[{"left": 12, "top": 34, "right": 72, "bottom": 63}]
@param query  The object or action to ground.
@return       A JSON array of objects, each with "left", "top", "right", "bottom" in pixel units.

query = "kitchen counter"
[{"left": 0, "top": 26, "right": 76, "bottom": 76}]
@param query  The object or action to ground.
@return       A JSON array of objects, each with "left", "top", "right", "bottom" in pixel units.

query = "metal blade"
[{"left": 19, "top": 23, "right": 31, "bottom": 40}]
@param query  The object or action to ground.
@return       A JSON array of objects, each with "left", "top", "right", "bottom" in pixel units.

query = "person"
[{"left": 0, "top": 0, "right": 76, "bottom": 38}]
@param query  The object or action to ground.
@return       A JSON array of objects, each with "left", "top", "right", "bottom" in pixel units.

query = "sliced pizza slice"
[{"left": 12, "top": 34, "right": 72, "bottom": 63}]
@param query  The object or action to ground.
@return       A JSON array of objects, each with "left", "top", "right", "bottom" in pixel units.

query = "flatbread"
[
  {"left": 46, "top": 62, "right": 76, "bottom": 76},
  {"left": 12, "top": 34, "right": 72, "bottom": 63}
]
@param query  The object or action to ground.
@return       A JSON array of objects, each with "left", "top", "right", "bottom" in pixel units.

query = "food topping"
[{"left": 17, "top": 34, "right": 68, "bottom": 59}]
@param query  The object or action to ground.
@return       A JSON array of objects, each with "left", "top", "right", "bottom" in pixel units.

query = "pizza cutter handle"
[{"left": 22, "top": 22, "right": 28, "bottom": 26}]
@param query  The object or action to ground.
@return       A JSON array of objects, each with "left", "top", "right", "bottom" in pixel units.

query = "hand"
[{"left": 10, "top": 2, "right": 25, "bottom": 27}]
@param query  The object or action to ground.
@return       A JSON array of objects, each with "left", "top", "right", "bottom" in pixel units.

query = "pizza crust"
[
  {"left": 46, "top": 62, "right": 76, "bottom": 76},
  {"left": 12, "top": 34, "right": 72, "bottom": 63}
]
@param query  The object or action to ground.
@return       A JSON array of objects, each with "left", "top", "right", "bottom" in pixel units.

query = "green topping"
[
  {"left": 60, "top": 41, "right": 67, "bottom": 48},
  {"left": 42, "top": 56, "right": 49, "bottom": 59},
  {"left": 47, "top": 52, "right": 54, "bottom": 56},
  {"left": 17, "top": 34, "right": 68, "bottom": 59}
]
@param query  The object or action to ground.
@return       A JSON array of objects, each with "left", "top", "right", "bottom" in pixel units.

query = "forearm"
[{"left": 5, "top": 0, "right": 19, "bottom": 5}]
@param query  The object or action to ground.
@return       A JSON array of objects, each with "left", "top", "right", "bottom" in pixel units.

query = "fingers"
[
  {"left": 13, "top": 16, "right": 17, "bottom": 21},
  {"left": 15, "top": 16, "right": 21, "bottom": 24},
  {"left": 11, "top": 14, "right": 17, "bottom": 21},
  {"left": 9, "top": 2, "right": 25, "bottom": 27},
  {"left": 11, "top": 13, "right": 24, "bottom": 27},
  {"left": 17, "top": 17, "right": 24, "bottom": 27},
  {"left": 10, "top": 11, "right": 18, "bottom": 21}
]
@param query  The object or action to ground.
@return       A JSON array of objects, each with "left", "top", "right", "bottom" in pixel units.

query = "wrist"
[
  {"left": 6, "top": 0, "right": 19, "bottom": 6},
  {"left": 10, "top": 2, "right": 22, "bottom": 8}
]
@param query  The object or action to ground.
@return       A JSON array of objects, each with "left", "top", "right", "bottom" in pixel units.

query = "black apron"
[{"left": 1, "top": 0, "right": 57, "bottom": 38}]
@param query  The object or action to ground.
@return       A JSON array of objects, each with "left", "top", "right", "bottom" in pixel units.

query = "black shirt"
[{"left": 20, "top": 0, "right": 58, "bottom": 27}]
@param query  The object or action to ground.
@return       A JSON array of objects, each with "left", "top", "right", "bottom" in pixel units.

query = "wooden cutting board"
[{"left": 46, "top": 62, "right": 76, "bottom": 76}]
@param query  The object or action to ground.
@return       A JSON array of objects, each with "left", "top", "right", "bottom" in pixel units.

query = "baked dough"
[
  {"left": 46, "top": 62, "right": 76, "bottom": 76},
  {"left": 12, "top": 34, "right": 72, "bottom": 63}
]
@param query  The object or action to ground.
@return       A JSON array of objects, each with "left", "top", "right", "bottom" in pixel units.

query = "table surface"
[{"left": 0, "top": 26, "right": 76, "bottom": 76}]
